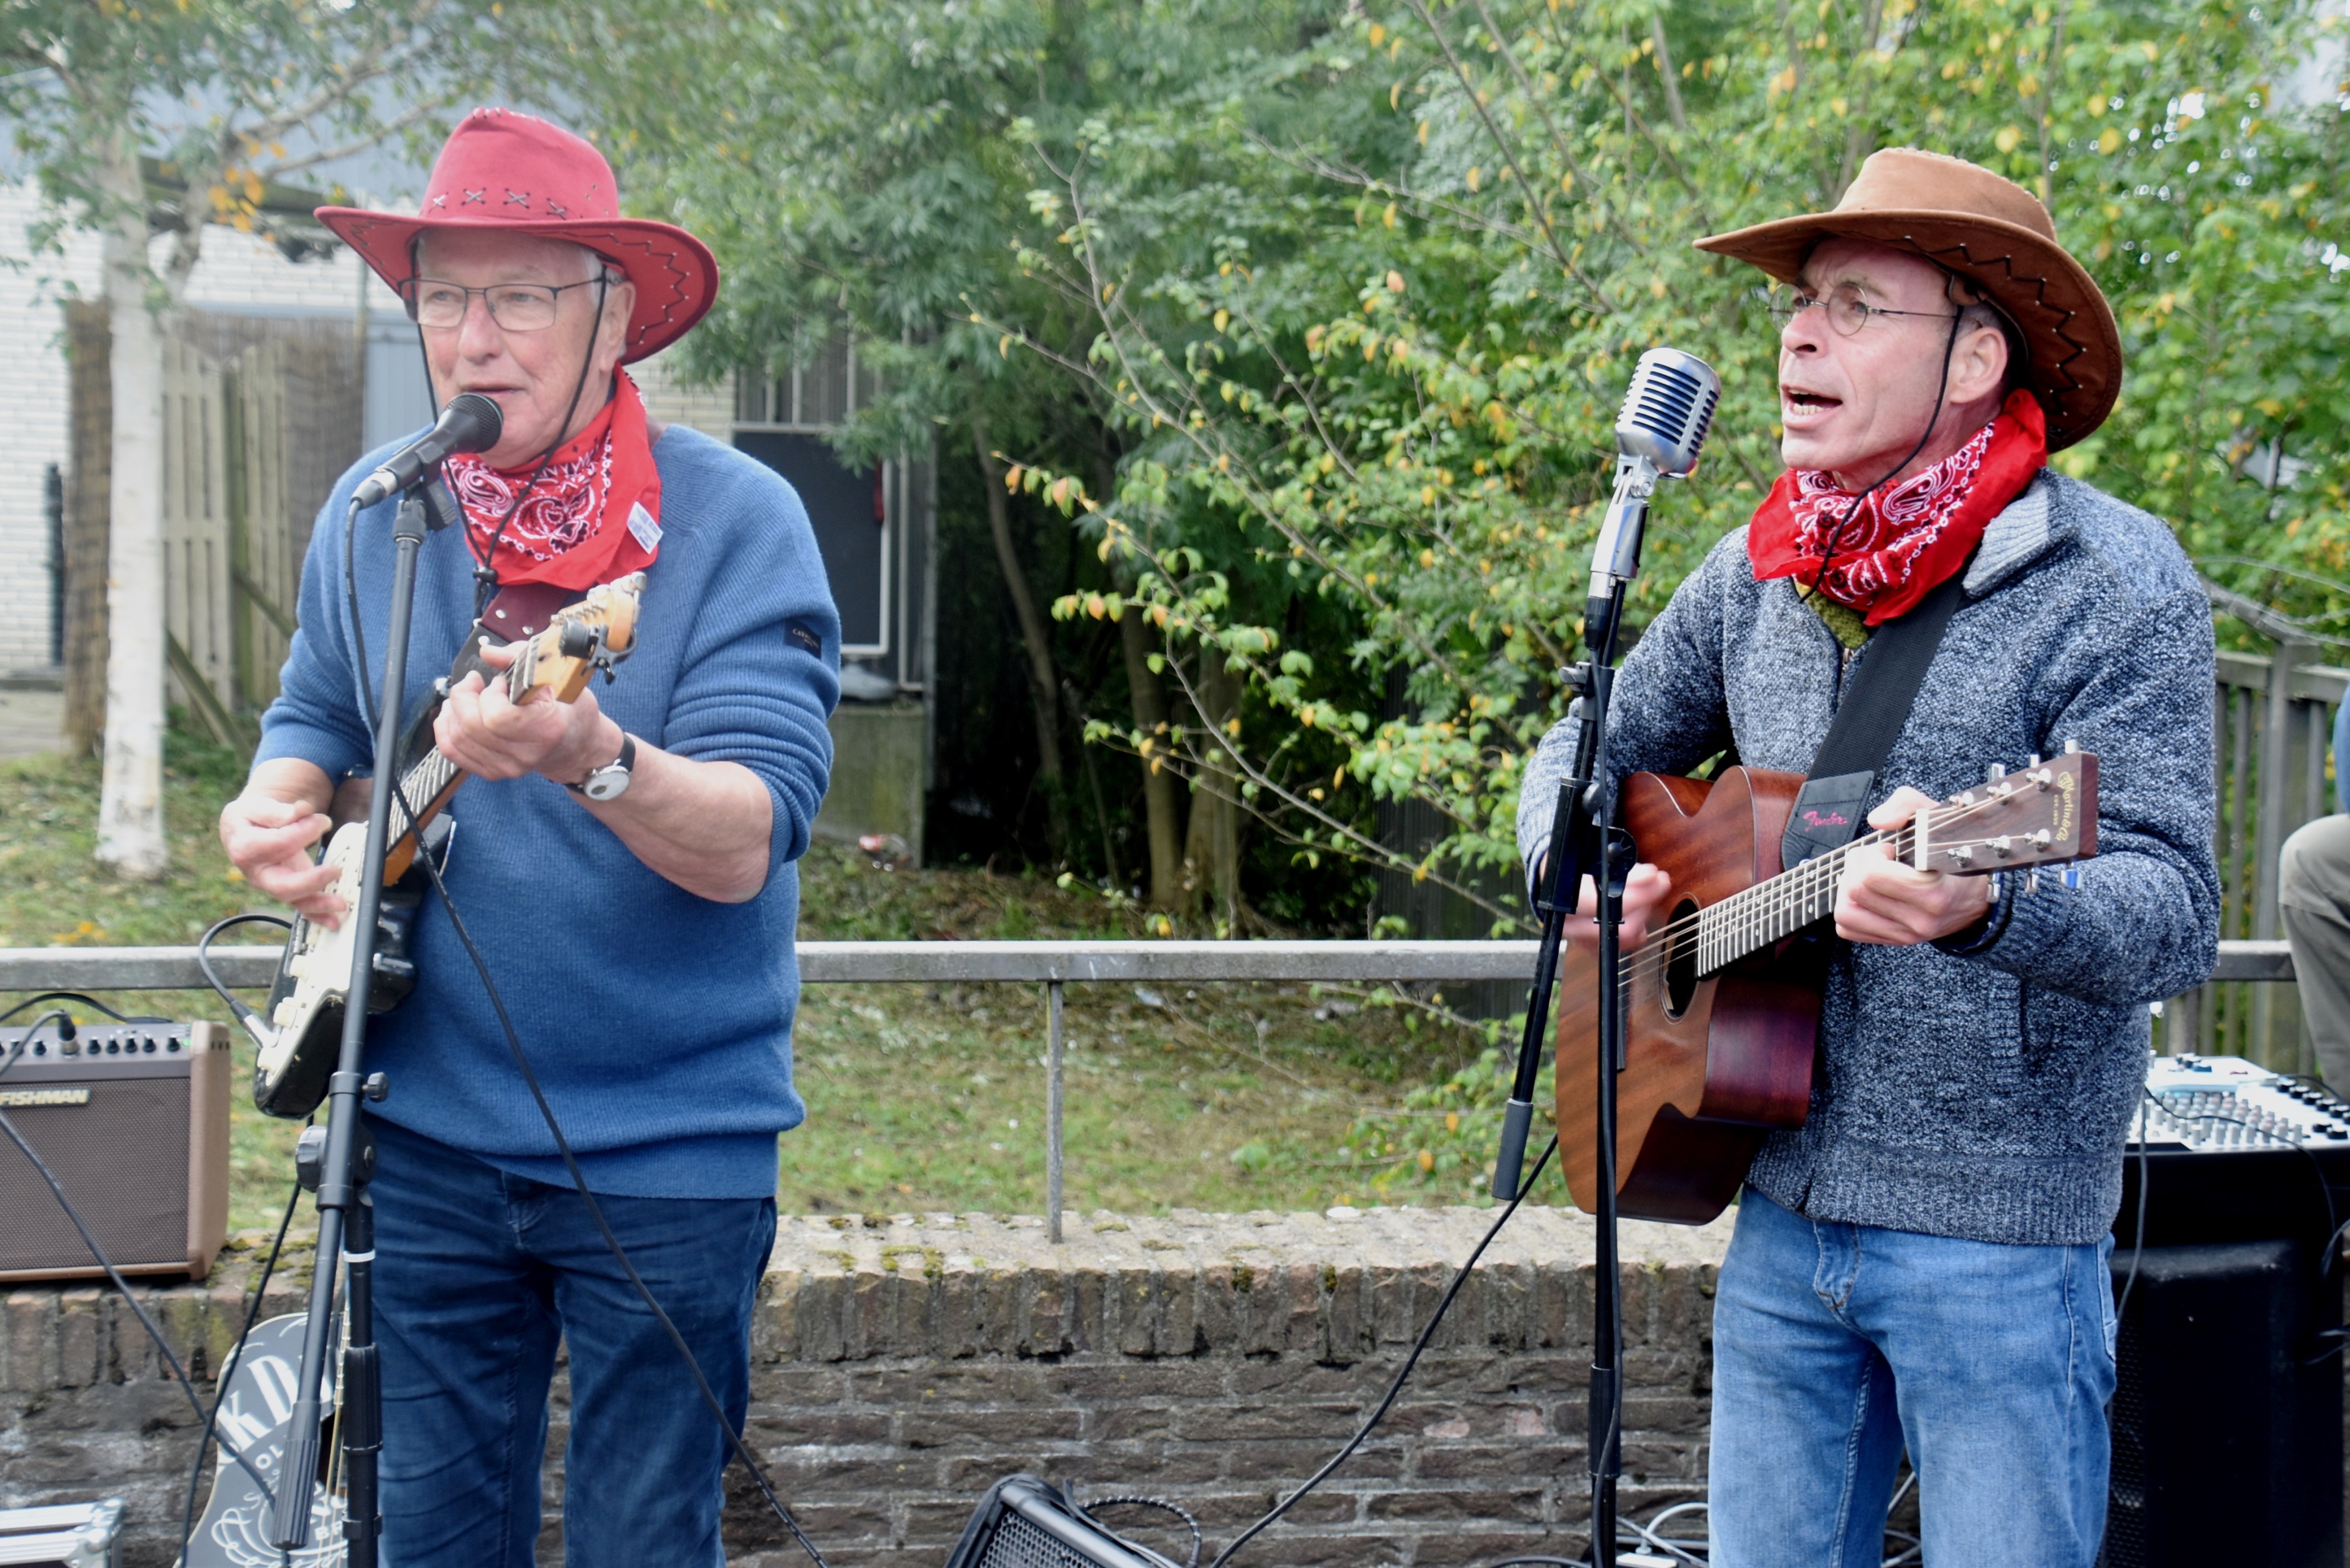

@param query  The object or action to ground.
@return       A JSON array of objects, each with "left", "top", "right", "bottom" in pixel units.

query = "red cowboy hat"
[{"left": 315, "top": 108, "right": 718, "bottom": 363}]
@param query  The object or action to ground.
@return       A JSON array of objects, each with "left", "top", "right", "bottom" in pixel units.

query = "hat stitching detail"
[
  {"left": 462, "top": 189, "right": 485, "bottom": 205},
  {"left": 504, "top": 190, "right": 529, "bottom": 207}
]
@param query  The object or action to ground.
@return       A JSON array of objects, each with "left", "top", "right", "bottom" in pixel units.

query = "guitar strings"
[
  {"left": 1601, "top": 784, "right": 2065, "bottom": 992},
  {"left": 1609, "top": 796, "right": 2021, "bottom": 993}
]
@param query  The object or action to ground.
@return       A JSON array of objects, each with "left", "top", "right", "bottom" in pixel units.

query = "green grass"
[{"left": 0, "top": 731, "right": 1491, "bottom": 1232}]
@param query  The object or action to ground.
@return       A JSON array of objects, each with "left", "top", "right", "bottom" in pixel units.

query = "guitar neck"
[
  {"left": 1691, "top": 820, "right": 1918, "bottom": 976},
  {"left": 385, "top": 655, "right": 530, "bottom": 849}
]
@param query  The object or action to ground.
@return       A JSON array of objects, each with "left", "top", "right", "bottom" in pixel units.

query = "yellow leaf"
[
  {"left": 1386, "top": 270, "right": 1405, "bottom": 292},
  {"left": 1391, "top": 81, "right": 1403, "bottom": 110},
  {"left": 1226, "top": 717, "right": 1242, "bottom": 738},
  {"left": 999, "top": 333, "right": 1013, "bottom": 358},
  {"left": 1417, "top": 1149, "right": 1435, "bottom": 1172},
  {"left": 1382, "top": 201, "right": 1399, "bottom": 229},
  {"left": 1050, "top": 476, "right": 1073, "bottom": 508},
  {"left": 1214, "top": 308, "right": 1230, "bottom": 332},
  {"left": 1369, "top": 21, "right": 1385, "bottom": 44},
  {"left": 1419, "top": 548, "right": 1436, "bottom": 567},
  {"left": 2099, "top": 127, "right": 2123, "bottom": 154},
  {"left": 1085, "top": 592, "right": 1107, "bottom": 618},
  {"left": 1420, "top": 485, "right": 1438, "bottom": 505},
  {"left": 1995, "top": 125, "right": 2023, "bottom": 153},
  {"left": 1417, "top": 119, "right": 1430, "bottom": 146},
  {"left": 1445, "top": 1111, "right": 1460, "bottom": 1132},
  {"left": 1465, "top": 166, "right": 1482, "bottom": 192},
  {"left": 1004, "top": 464, "right": 1025, "bottom": 493},
  {"left": 1561, "top": 171, "right": 1575, "bottom": 194}
]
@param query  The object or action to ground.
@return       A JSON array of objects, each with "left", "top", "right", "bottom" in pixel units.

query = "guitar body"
[{"left": 1556, "top": 767, "right": 1823, "bottom": 1225}]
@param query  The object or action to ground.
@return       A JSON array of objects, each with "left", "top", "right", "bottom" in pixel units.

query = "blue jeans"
[
  {"left": 366, "top": 1115, "right": 778, "bottom": 1568},
  {"left": 1708, "top": 1187, "right": 2117, "bottom": 1567}
]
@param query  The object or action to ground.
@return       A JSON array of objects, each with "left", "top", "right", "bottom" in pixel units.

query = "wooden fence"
[
  {"left": 2181, "top": 638, "right": 2346, "bottom": 1070},
  {"left": 63, "top": 306, "right": 360, "bottom": 753}
]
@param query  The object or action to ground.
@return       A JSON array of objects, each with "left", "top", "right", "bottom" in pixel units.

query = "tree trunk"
[
  {"left": 1119, "top": 609, "right": 1186, "bottom": 909},
  {"left": 969, "top": 418, "right": 1067, "bottom": 857},
  {"left": 62, "top": 302, "right": 111, "bottom": 758},
  {"left": 95, "top": 129, "right": 169, "bottom": 880},
  {"left": 1184, "top": 651, "right": 1245, "bottom": 932}
]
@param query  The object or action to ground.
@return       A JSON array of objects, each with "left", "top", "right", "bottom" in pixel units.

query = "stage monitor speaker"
[
  {"left": 0, "top": 1021, "right": 229, "bottom": 1283},
  {"left": 2100, "top": 1238, "right": 2342, "bottom": 1568},
  {"left": 946, "top": 1477, "right": 1183, "bottom": 1568}
]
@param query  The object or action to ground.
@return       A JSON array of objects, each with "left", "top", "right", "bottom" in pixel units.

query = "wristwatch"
[{"left": 567, "top": 732, "right": 636, "bottom": 802}]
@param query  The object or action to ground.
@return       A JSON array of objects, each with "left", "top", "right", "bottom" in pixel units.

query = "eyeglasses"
[
  {"left": 1763, "top": 284, "right": 1960, "bottom": 337},
  {"left": 399, "top": 276, "right": 609, "bottom": 331}
]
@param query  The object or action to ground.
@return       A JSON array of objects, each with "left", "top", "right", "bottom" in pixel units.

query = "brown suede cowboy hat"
[
  {"left": 1694, "top": 148, "right": 2121, "bottom": 450},
  {"left": 317, "top": 108, "right": 718, "bottom": 364}
]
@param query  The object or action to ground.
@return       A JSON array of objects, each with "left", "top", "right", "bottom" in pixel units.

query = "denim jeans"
[
  {"left": 1708, "top": 1187, "right": 2117, "bottom": 1567},
  {"left": 365, "top": 1115, "right": 778, "bottom": 1568}
]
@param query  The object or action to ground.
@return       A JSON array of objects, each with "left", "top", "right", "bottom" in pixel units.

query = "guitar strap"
[{"left": 1780, "top": 568, "right": 1969, "bottom": 870}]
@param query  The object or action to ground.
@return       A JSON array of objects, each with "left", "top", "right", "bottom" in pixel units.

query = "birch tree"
[{"left": 0, "top": 0, "right": 501, "bottom": 877}]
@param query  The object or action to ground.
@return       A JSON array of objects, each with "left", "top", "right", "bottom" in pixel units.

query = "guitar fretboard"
[
  {"left": 1689, "top": 820, "right": 1918, "bottom": 976},
  {"left": 386, "top": 646, "right": 533, "bottom": 846}
]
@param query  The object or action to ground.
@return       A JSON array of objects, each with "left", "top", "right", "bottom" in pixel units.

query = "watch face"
[{"left": 582, "top": 767, "right": 630, "bottom": 802}]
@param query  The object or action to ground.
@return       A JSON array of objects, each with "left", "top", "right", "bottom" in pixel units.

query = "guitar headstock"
[
  {"left": 510, "top": 572, "right": 647, "bottom": 703},
  {"left": 1914, "top": 748, "right": 2098, "bottom": 877}
]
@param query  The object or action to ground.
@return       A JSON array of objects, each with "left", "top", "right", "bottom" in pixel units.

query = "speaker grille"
[
  {"left": 0, "top": 1076, "right": 187, "bottom": 1272},
  {"left": 980, "top": 1513, "right": 1105, "bottom": 1568}
]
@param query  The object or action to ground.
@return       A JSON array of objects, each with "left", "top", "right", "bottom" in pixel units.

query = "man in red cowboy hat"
[
  {"left": 219, "top": 108, "right": 839, "bottom": 1565},
  {"left": 1520, "top": 149, "right": 2218, "bottom": 1563}
]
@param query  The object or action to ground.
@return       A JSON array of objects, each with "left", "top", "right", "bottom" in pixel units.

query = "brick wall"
[{"left": 0, "top": 1205, "right": 1730, "bottom": 1567}]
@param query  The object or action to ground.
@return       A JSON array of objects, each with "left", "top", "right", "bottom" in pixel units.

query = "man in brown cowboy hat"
[
  {"left": 219, "top": 109, "right": 840, "bottom": 1564},
  {"left": 1520, "top": 148, "right": 2218, "bottom": 1563}
]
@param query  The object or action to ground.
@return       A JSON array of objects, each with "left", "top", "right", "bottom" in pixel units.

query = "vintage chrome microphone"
[{"left": 1583, "top": 347, "right": 1722, "bottom": 611}]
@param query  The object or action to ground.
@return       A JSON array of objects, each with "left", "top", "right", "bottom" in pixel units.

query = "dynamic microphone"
[
  {"left": 351, "top": 393, "right": 504, "bottom": 509},
  {"left": 1585, "top": 347, "right": 1720, "bottom": 605}
]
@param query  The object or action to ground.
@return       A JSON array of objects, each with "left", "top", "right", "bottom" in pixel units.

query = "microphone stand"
[
  {"left": 271, "top": 477, "right": 457, "bottom": 1561},
  {"left": 1492, "top": 454, "right": 1662, "bottom": 1568}
]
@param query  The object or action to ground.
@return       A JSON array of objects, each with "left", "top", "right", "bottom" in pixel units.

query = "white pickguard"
[{"left": 252, "top": 824, "right": 370, "bottom": 1095}]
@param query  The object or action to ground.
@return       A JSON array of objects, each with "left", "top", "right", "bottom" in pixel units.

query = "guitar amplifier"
[
  {"left": 2100, "top": 1054, "right": 2350, "bottom": 1568},
  {"left": 0, "top": 1021, "right": 229, "bottom": 1283},
  {"left": 945, "top": 1477, "right": 1183, "bottom": 1568}
]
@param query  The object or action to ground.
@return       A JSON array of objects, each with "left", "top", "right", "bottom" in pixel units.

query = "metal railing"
[{"left": 0, "top": 938, "right": 2295, "bottom": 1241}]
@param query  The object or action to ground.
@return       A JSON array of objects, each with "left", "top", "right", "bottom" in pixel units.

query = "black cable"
[
  {"left": 394, "top": 777, "right": 830, "bottom": 1567},
  {"left": 1205, "top": 1137, "right": 1558, "bottom": 1568},
  {"left": 2115, "top": 1088, "right": 2152, "bottom": 1329},
  {"left": 179, "top": 1171, "right": 306, "bottom": 1561},
  {"left": 197, "top": 913, "right": 293, "bottom": 1037},
  {"left": 0, "top": 1104, "right": 278, "bottom": 1505},
  {"left": 0, "top": 991, "right": 168, "bottom": 1026},
  {"left": 0, "top": 1011, "right": 72, "bottom": 1084}
]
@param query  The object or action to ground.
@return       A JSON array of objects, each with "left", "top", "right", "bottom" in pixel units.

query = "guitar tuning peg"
[
  {"left": 1987, "top": 762, "right": 2007, "bottom": 783},
  {"left": 2024, "top": 868, "right": 2042, "bottom": 894},
  {"left": 2062, "top": 862, "right": 2082, "bottom": 890},
  {"left": 2026, "top": 753, "right": 2042, "bottom": 768},
  {"left": 2064, "top": 737, "right": 2082, "bottom": 755}
]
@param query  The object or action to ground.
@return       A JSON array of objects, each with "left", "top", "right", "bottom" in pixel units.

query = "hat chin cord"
[
  {"left": 1806, "top": 281, "right": 1968, "bottom": 599},
  {"left": 410, "top": 272, "right": 614, "bottom": 617}
]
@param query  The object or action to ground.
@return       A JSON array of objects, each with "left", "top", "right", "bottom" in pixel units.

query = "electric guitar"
[
  {"left": 246, "top": 573, "right": 645, "bottom": 1119},
  {"left": 1555, "top": 751, "right": 2098, "bottom": 1225}
]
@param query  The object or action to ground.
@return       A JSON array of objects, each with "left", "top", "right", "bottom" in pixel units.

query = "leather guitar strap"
[{"left": 1779, "top": 567, "right": 1969, "bottom": 870}]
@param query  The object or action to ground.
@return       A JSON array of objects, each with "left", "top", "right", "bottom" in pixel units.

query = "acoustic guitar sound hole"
[{"left": 1663, "top": 899, "right": 1701, "bottom": 1019}]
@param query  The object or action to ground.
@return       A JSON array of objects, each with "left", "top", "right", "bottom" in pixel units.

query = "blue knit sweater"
[
  {"left": 254, "top": 425, "right": 840, "bottom": 1199},
  {"left": 1517, "top": 473, "right": 2220, "bottom": 1245}
]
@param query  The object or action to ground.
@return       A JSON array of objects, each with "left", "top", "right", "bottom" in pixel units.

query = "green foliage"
[
  {"left": 567, "top": 0, "right": 2349, "bottom": 916},
  {"left": 989, "top": 0, "right": 2350, "bottom": 916}
]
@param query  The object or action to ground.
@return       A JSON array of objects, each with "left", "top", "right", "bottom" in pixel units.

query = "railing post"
[
  {"left": 1046, "top": 979, "right": 1065, "bottom": 1244},
  {"left": 2256, "top": 637, "right": 2311, "bottom": 1066}
]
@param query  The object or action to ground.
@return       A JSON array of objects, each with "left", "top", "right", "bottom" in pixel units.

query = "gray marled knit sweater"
[{"left": 1517, "top": 472, "right": 2220, "bottom": 1246}]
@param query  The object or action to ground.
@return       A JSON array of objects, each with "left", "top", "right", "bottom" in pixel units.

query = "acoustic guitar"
[
  {"left": 1556, "top": 751, "right": 2098, "bottom": 1225},
  {"left": 245, "top": 573, "right": 645, "bottom": 1120}
]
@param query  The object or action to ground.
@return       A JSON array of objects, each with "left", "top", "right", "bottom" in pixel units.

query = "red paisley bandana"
[
  {"left": 444, "top": 370, "right": 662, "bottom": 591},
  {"left": 1747, "top": 388, "right": 2048, "bottom": 626}
]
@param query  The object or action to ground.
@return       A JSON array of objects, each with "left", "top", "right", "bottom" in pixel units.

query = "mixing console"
[{"left": 2135, "top": 1054, "right": 2350, "bottom": 1150}]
